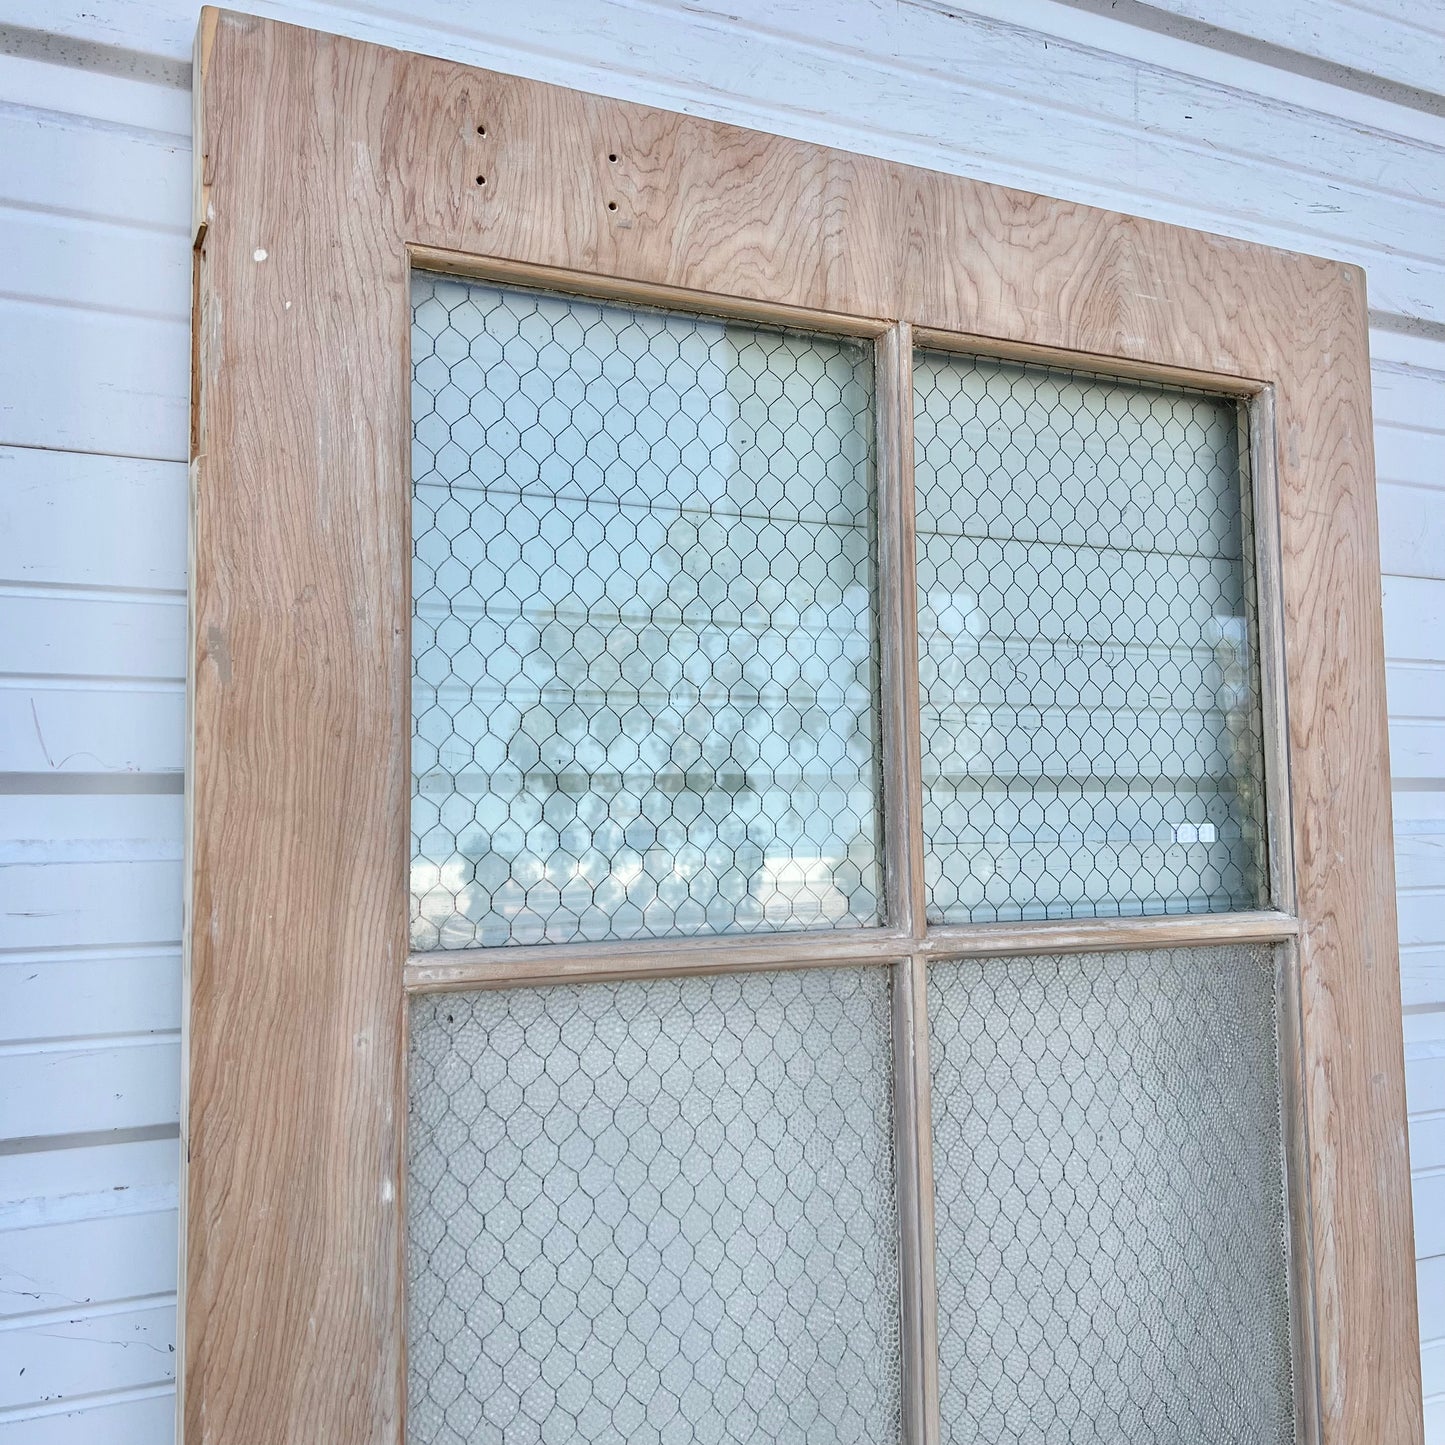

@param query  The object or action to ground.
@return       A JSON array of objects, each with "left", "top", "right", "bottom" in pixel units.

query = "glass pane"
[
  {"left": 412, "top": 274, "right": 882, "bottom": 949},
  {"left": 928, "top": 945, "right": 1294, "bottom": 1445},
  {"left": 913, "top": 353, "right": 1267, "bottom": 922},
  {"left": 407, "top": 968, "right": 901, "bottom": 1445}
]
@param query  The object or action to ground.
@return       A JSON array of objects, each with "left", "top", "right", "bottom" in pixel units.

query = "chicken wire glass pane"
[
  {"left": 913, "top": 353, "right": 1268, "bottom": 922},
  {"left": 928, "top": 944, "right": 1294, "bottom": 1445},
  {"left": 412, "top": 274, "right": 882, "bottom": 949},
  {"left": 407, "top": 967, "right": 901, "bottom": 1445}
]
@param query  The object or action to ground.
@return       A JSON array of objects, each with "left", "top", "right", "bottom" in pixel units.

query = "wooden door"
[{"left": 186, "top": 10, "right": 1421, "bottom": 1443}]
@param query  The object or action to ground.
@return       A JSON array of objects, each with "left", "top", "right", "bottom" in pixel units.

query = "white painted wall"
[{"left": 0, "top": 0, "right": 1440, "bottom": 1437}]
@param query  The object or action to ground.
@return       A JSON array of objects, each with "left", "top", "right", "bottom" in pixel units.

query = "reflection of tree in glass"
[
  {"left": 911, "top": 353, "right": 1268, "bottom": 924},
  {"left": 411, "top": 278, "right": 881, "bottom": 950}
]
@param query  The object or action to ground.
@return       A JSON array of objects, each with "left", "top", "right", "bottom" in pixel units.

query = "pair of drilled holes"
[
  {"left": 475, "top": 123, "right": 489, "bottom": 187},
  {"left": 473, "top": 128, "right": 620, "bottom": 209}
]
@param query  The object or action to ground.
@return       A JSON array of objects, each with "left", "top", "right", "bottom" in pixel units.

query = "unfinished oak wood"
[
  {"left": 189, "top": 13, "right": 412, "bottom": 1443},
  {"left": 922, "top": 909, "right": 1301, "bottom": 959},
  {"left": 189, "top": 9, "right": 1420, "bottom": 1444},
  {"left": 1274, "top": 262, "right": 1416, "bottom": 1440},
  {"left": 1247, "top": 385, "right": 1299, "bottom": 916},
  {"left": 892, "top": 952, "right": 941, "bottom": 1445},
  {"left": 408, "top": 244, "right": 891, "bottom": 336},
  {"left": 911, "top": 324, "right": 1267, "bottom": 394},
  {"left": 876, "top": 323, "right": 927, "bottom": 937},
  {"left": 1278, "top": 938, "right": 1325, "bottom": 1445},
  {"left": 403, "top": 928, "right": 912, "bottom": 994}
]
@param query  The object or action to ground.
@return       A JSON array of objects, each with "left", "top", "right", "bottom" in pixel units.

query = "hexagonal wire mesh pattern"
[
  {"left": 928, "top": 944, "right": 1294, "bottom": 1445},
  {"left": 913, "top": 352, "right": 1268, "bottom": 923},
  {"left": 407, "top": 967, "right": 902, "bottom": 1445},
  {"left": 412, "top": 273, "right": 882, "bottom": 949}
]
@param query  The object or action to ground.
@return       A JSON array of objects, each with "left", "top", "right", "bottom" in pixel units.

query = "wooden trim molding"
[
  {"left": 402, "top": 928, "right": 913, "bottom": 993},
  {"left": 920, "top": 909, "right": 1301, "bottom": 960},
  {"left": 893, "top": 952, "right": 942, "bottom": 1445},
  {"left": 187, "top": 9, "right": 1420, "bottom": 1444}
]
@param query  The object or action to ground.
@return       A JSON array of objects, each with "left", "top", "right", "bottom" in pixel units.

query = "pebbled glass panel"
[
  {"left": 412, "top": 274, "right": 882, "bottom": 949},
  {"left": 913, "top": 352, "right": 1268, "bottom": 923},
  {"left": 928, "top": 944, "right": 1294, "bottom": 1445},
  {"left": 407, "top": 967, "right": 901, "bottom": 1445}
]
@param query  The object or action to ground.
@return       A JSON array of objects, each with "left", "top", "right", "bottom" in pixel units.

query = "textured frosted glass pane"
[
  {"left": 928, "top": 946, "right": 1294, "bottom": 1445},
  {"left": 411, "top": 274, "right": 881, "bottom": 949},
  {"left": 914, "top": 353, "right": 1267, "bottom": 922},
  {"left": 407, "top": 968, "right": 901, "bottom": 1445}
]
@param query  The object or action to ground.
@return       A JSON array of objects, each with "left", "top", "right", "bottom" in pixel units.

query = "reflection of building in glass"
[
  {"left": 411, "top": 276, "right": 881, "bottom": 949},
  {"left": 913, "top": 354, "right": 1267, "bottom": 922}
]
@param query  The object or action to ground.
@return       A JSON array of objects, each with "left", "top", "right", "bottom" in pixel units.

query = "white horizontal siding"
[
  {"left": 0, "top": 0, "right": 1440, "bottom": 1436},
  {"left": 0, "top": 1136, "right": 179, "bottom": 1228},
  {"left": 1365, "top": 316, "right": 1445, "bottom": 1429},
  {"left": 0, "top": 688, "right": 184, "bottom": 777},
  {"left": 1138, "top": 0, "right": 1445, "bottom": 99},
  {"left": 0, "top": 1303, "right": 176, "bottom": 1409},
  {"left": 1389, "top": 306, "right": 1445, "bottom": 1422},
  {"left": 0, "top": 1391, "right": 176, "bottom": 1444},
  {"left": 1, "top": 1209, "right": 178, "bottom": 1317},
  {"left": 0, "top": 450, "right": 187, "bottom": 592}
]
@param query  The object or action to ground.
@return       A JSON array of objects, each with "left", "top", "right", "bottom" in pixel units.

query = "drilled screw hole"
[
  {"left": 476, "top": 175, "right": 487, "bottom": 186},
  {"left": 607, "top": 201, "right": 618, "bottom": 211},
  {"left": 608, "top": 152, "right": 618, "bottom": 162},
  {"left": 477, "top": 124, "right": 487, "bottom": 136}
]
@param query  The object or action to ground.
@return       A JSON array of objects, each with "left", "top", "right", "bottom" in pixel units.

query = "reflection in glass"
[
  {"left": 913, "top": 353, "right": 1268, "bottom": 923},
  {"left": 411, "top": 274, "right": 881, "bottom": 949}
]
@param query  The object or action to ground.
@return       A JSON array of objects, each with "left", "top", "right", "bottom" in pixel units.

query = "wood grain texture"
[
  {"left": 189, "top": 9, "right": 1420, "bottom": 1443},
  {"left": 876, "top": 323, "right": 927, "bottom": 937},
  {"left": 892, "top": 952, "right": 941, "bottom": 1445},
  {"left": 1278, "top": 938, "right": 1325, "bottom": 1445},
  {"left": 1245, "top": 385, "right": 1299, "bottom": 916},
  {"left": 403, "top": 929, "right": 912, "bottom": 993},
  {"left": 188, "top": 11, "right": 410, "bottom": 1442},
  {"left": 922, "top": 909, "right": 1299, "bottom": 959},
  {"left": 1275, "top": 260, "right": 1420, "bottom": 1440}
]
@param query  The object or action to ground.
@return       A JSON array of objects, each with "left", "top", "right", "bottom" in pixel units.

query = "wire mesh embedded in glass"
[
  {"left": 913, "top": 353, "right": 1269, "bottom": 924},
  {"left": 406, "top": 281, "right": 1299, "bottom": 1445},
  {"left": 407, "top": 968, "right": 902, "bottom": 1445},
  {"left": 928, "top": 944, "right": 1295, "bottom": 1445},
  {"left": 411, "top": 274, "right": 883, "bottom": 950}
]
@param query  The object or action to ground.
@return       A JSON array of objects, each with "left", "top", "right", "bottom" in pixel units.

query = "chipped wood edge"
[{"left": 191, "top": 6, "right": 219, "bottom": 247}]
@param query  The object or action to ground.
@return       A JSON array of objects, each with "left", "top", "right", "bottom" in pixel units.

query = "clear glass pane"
[
  {"left": 412, "top": 274, "right": 882, "bottom": 949},
  {"left": 913, "top": 353, "right": 1268, "bottom": 922},
  {"left": 928, "top": 945, "right": 1294, "bottom": 1445},
  {"left": 407, "top": 968, "right": 902, "bottom": 1445}
]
